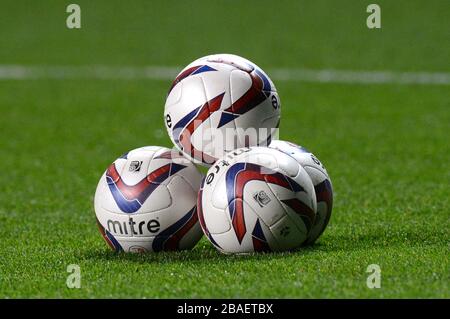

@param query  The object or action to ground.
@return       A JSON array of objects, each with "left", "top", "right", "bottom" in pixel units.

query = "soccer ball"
[
  {"left": 164, "top": 53, "right": 281, "bottom": 167},
  {"left": 269, "top": 140, "right": 333, "bottom": 244},
  {"left": 197, "top": 147, "right": 317, "bottom": 253},
  {"left": 94, "top": 146, "right": 204, "bottom": 253}
]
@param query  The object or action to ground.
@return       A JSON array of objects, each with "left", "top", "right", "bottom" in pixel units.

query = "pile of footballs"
[{"left": 94, "top": 54, "right": 333, "bottom": 254}]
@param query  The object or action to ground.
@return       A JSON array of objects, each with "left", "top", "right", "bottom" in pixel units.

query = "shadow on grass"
[
  {"left": 77, "top": 224, "right": 446, "bottom": 264},
  {"left": 77, "top": 241, "right": 321, "bottom": 265},
  {"left": 315, "top": 224, "right": 447, "bottom": 253}
]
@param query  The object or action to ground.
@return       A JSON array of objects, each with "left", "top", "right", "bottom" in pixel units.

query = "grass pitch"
[{"left": 0, "top": 0, "right": 448, "bottom": 298}]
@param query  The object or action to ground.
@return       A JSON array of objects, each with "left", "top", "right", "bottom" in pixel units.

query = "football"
[
  {"left": 197, "top": 147, "right": 317, "bottom": 253},
  {"left": 164, "top": 53, "right": 281, "bottom": 166},
  {"left": 94, "top": 146, "right": 204, "bottom": 253},
  {"left": 269, "top": 140, "right": 333, "bottom": 244}
]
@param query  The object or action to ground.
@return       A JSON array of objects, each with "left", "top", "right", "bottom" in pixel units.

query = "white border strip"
[{"left": 0, "top": 65, "right": 449, "bottom": 85}]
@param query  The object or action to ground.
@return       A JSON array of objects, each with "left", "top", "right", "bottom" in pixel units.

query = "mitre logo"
[{"left": 107, "top": 217, "right": 160, "bottom": 235}]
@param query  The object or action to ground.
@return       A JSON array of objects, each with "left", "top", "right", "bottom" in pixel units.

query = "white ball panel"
[
  {"left": 166, "top": 76, "right": 207, "bottom": 115},
  {"left": 230, "top": 69, "right": 252, "bottom": 103},
  {"left": 165, "top": 81, "right": 183, "bottom": 108},
  {"left": 269, "top": 214, "right": 307, "bottom": 250},
  {"left": 198, "top": 67, "right": 232, "bottom": 102},
  {"left": 94, "top": 172, "right": 120, "bottom": 214},
  {"left": 210, "top": 203, "right": 259, "bottom": 254},
  {"left": 137, "top": 184, "right": 172, "bottom": 214},
  {"left": 303, "top": 165, "right": 329, "bottom": 186},
  {"left": 233, "top": 95, "right": 279, "bottom": 141},
  {"left": 210, "top": 175, "right": 229, "bottom": 210},
  {"left": 200, "top": 196, "right": 231, "bottom": 234}
]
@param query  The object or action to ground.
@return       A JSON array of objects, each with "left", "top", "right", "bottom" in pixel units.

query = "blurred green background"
[{"left": 1, "top": 0, "right": 449, "bottom": 70}]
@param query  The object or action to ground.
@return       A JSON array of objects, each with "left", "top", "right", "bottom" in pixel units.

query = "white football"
[
  {"left": 94, "top": 146, "right": 204, "bottom": 252},
  {"left": 269, "top": 140, "right": 333, "bottom": 244},
  {"left": 197, "top": 147, "right": 317, "bottom": 253},
  {"left": 164, "top": 53, "right": 281, "bottom": 166}
]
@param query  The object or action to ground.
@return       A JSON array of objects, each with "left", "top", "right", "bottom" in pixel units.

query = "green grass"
[{"left": 0, "top": 0, "right": 449, "bottom": 298}]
